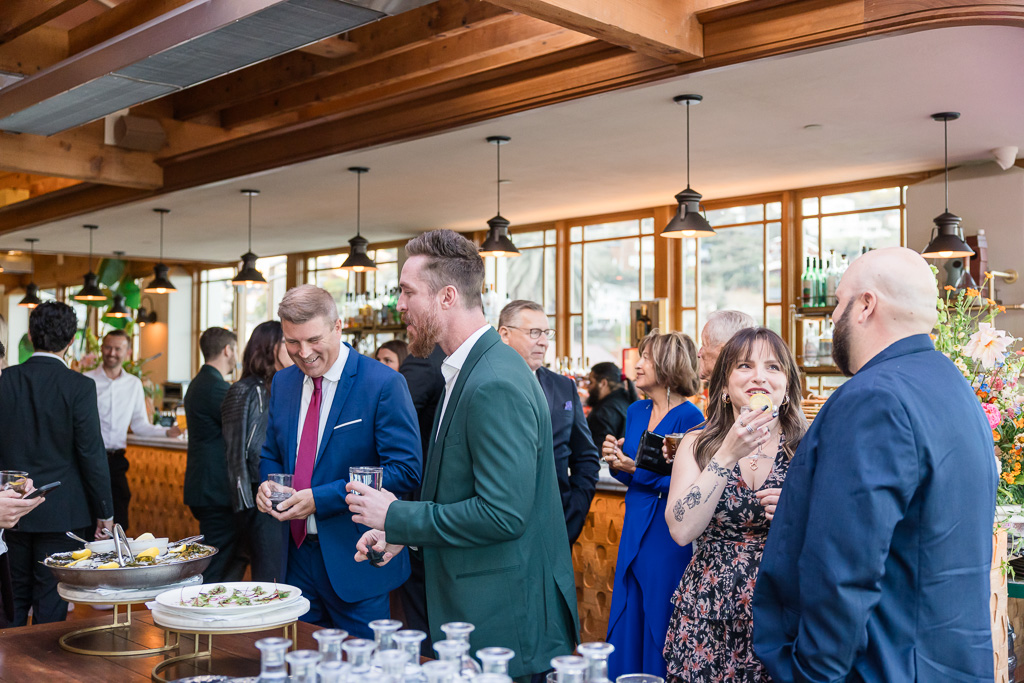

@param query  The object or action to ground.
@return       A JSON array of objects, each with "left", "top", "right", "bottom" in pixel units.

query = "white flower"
[{"left": 964, "top": 322, "right": 1013, "bottom": 369}]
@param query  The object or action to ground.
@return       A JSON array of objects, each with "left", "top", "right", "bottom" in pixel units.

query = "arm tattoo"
[
  {"left": 672, "top": 485, "right": 703, "bottom": 521},
  {"left": 707, "top": 459, "right": 730, "bottom": 478}
]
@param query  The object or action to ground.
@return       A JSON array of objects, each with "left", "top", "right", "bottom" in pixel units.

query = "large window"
[
  {"left": 568, "top": 216, "right": 656, "bottom": 365},
  {"left": 240, "top": 255, "right": 288, "bottom": 345},
  {"left": 199, "top": 267, "right": 236, "bottom": 333},
  {"left": 366, "top": 248, "right": 399, "bottom": 296},
  {"left": 485, "top": 228, "right": 557, "bottom": 324}
]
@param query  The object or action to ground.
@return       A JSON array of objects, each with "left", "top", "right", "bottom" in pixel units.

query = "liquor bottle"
[
  {"left": 825, "top": 249, "right": 838, "bottom": 306},
  {"left": 635, "top": 304, "right": 652, "bottom": 343},
  {"left": 801, "top": 257, "right": 812, "bottom": 307}
]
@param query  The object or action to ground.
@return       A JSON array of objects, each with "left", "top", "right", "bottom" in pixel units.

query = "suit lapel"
[
  {"left": 314, "top": 345, "right": 359, "bottom": 466},
  {"left": 420, "top": 328, "right": 499, "bottom": 501},
  {"left": 536, "top": 368, "right": 557, "bottom": 414}
]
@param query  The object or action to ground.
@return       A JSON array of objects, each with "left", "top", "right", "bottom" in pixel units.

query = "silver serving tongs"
[{"left": 112, "top": 524, "right": 132, "bottom": 567}]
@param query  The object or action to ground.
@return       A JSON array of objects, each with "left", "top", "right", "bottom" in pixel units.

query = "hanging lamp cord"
[
  {"left": 356, "top": 171, "right": 362, "bottom": 238},
  {"left": 943, "top": 117, "right": 949, "bottom": 213},
  {"left": 247, "top": 193, "right": 254, "bottom": 252},
  {"left": 496, "top": 141, "right": 502, "bottom": 216},
  {"left": 686, "top": 100, "right": 691, "bottom": 189},
  {"left": 159, "top": 212, "right": 165, "bottom": 261}
]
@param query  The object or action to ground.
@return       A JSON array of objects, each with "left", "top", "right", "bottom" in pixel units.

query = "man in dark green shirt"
[{"left": 184, "top": 327, "right": 242, "bottom": 583}]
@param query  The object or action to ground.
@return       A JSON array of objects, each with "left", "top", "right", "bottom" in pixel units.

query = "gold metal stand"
[
  {"left": 59, "top": 602, "right": 181, "bottom": 657},
  {"left": 150, "top": 620, "right": 297, "bottom": 683}
]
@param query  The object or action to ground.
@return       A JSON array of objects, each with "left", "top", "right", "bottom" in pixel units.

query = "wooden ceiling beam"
[
  {"left": 0, "top": 0, "right": 86, "bottom": 47},
  {"left": 487, "top": 0, "right": 712, "bottom": 63},
  {"left": 220, "top": 15, "right": 590, "bottom": 128},
  {"left": 0, "top": 131, "right": 163, "bottom": 190},
  {"left": 0, "top": 26, "right": 67, "bottom": 76},
  {"left": 67, "top": 0, "right": 194, "bottom": 56},
  {"left": 171, "top": 0, "right": 513, "bottom": 121},
  {"left": 0, "top": 183, "right": 149, "bottom": 235}
]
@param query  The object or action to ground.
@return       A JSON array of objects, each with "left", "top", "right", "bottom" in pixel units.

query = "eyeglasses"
[{"left": 507, "top": 326, "right": 555, "bottom": 340}]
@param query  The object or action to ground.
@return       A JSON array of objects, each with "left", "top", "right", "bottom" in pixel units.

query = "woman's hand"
[
  {"left": 0, "top": 486, "right": 43, "bottom": 529},
  {"left": 755, "top": 487, "right": 782, "bottom": 522},
  {"left": 603, "top": 435, "right": 636, "bottom": 474},
  {"left": 718, "top": 404, "right": 777, "bottom": 466}
]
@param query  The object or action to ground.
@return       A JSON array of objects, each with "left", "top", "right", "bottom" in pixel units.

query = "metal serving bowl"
[{"left": 43, "top": 545, "right": 218, "bottom": 589}]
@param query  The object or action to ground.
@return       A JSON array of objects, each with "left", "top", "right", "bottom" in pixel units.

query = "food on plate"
[
  {"left": 44, "top": 542, "right": 214, "bottom": 570},
  {"left": 97, "top": 561, "right": 120, "bottom": 569},
  {"left": 71, "top": 548, "right": 92, "bottom": 561},
  {"left": 136, "top": 547, "right": 160, "bottom": 560},
  {"left": 135, "top": 532, "right": 155, "bottom": 541},
  {"left": 179, "top": 583, "right": 292, "bottom": 608},
  {"left": 749, "top": 393, "right": 773, "bottom": 413}
]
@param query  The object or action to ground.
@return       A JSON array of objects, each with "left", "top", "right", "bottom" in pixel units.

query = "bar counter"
[
  {"left": 125, "top": 435, "right": 199, "bottom": 542},
  {"left": 0, "top": 611, "right": 321, "bottom": 681}
]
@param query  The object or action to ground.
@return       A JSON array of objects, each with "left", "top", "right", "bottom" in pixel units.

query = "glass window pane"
[
  {"left": 765, "top": 305, "right": 782, "bottom": 335},
  {"left": 545, "top": 229, "right": 556, "bottom": 246},
  {"left": 707, "top": 204, "right": 763, "bottom": 226},
  {"left": 571, "top": 315, "right": 582, "bottom": 364},
  {"left": 202, "top": 278, "right": 235, "bottom": 331},
  {"left": 316, "top": 254, "right": 346, "bottom": 270},
  {"left": 584, "top": 238, "right": 640, "bottom": 367},
  {"left": 766, "top": 222, "right": 782, "bottom": 303},
  {"left": 585, "top": 219, "right": 639, "bottom": 241},
  {"left": 803, "top": 218, "right": 820, "bottom": 259},
  {"left": 682, "top": 310, "right": 697, "bottom": 339},
  {"left": 512, "top": 230, "right": 544, "bottom": 248},
  {"left": 316, "top": 268, "right": 353, "bottom": 307},
  {"left": 641, "top": 236, "right": 655, "bottom": 301},
  {"left": 802, "top": 197, "right": 819, "bottom": 216},
  {"left": 570, "top": 226, "right": 583, "bottom": 242},
  {"left": 641, "top": 217, "right": 655, "bottom": 235},
  {"left": 821, "top": 187, "right": 901, "bottom": 214},
  {"left": 821, "top": 208, "right": 901, "bottom": 261},
  {"left": 375, "top": 248, "right": 398, "bottom": 263},
  {"left": 682, "top": 238, "right": 697, "bottom": 308},
  {"left": 571, "top": 244, "right": 582, "bottom": 313},
  {"left": 699, "top": 225, "right": 764, "bottom": 326},
  {"left": 507, "top": 248, "right": 545, "bottom": 306},
  {"left": 371, "top": 262, "right": 399, "bottom": 294},
  {"left": 766, "top": 202, "right": 782, "bottom": 220}
]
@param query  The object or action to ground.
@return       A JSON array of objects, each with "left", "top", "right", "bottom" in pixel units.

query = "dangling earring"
[
  {"left": 666, "top": 387, "right": 672, "bottom": 404},
  {"left": 782, "top": 394, "right": 790, "bottom": 406}
]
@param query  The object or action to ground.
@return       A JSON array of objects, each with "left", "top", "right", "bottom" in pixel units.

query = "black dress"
[{"left": 663, "top": 445, "right": 789, "bottom": 683}]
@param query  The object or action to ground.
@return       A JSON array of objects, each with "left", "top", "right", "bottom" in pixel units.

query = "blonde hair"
[
  {"left": 637, "top": 330, "right": 701, "bottom": 397},
  {"left": 278, "top": 285, "right": 339, "bottom": 325}
]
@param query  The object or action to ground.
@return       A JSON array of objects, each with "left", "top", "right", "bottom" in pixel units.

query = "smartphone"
[{"left": 23, "top": 481, "right": 61, "bottom": 499}]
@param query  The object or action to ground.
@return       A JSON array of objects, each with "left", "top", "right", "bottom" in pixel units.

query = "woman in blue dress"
[{"left": 602, "top": 330, "right": 704, "bottom": 679}]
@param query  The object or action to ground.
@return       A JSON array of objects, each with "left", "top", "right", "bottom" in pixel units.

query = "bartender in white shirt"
[{"left": 83, "top": 330, "right": 179, "bottom": 530}]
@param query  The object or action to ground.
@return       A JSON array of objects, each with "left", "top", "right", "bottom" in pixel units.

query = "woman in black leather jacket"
[{"left": 221, "top": 320, "right": 292, "bottom": 581}]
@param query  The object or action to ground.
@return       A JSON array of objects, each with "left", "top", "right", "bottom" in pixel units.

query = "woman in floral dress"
[{"left": 663, "top": 328, "right": 808, "bottom": 683}]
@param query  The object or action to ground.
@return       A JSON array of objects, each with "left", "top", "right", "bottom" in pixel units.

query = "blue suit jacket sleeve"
[
  {"left": 565, "top": 384, "right": 600, "bottom": 540},
  {"left": 785, "top": 388, "right": 918, "bottom": 682}
]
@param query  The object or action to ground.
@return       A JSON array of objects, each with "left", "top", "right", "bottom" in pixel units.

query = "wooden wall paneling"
[
  {"left": 125, "top": 444, "right": 200, "bottom": 541},
  {"left": 572, "top": 491, "right": 625, "bottom": 642}
]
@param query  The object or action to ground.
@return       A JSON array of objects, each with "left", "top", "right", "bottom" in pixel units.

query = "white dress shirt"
[
  {"left": 84, "top": 367, "right": 168, "bottom": 450},
  {"left": 436, "top": 325, "right": 492, "bottom": 439},
  {"left": 294, "top": 344, "right": 349, "bottom": 533}
]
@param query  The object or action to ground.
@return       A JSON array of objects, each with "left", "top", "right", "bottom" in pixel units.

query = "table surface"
[{"left": 0, "top": 611, "right": 321, "bottom": 682}]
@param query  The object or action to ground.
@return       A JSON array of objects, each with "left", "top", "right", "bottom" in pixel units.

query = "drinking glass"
[
  {"left": 255, "top": 636, "right": 292, "bottom": 681},
  {"left": 663, "top": 434, "right": 685, "bottom": 460},
  {"left": 369, "top": 618, "right": 403, "bottom": 651},
  {"left": 394, "top": 629, "right": 428, "bottom": 683},
  {"left": 0, "top": 471, "right": 29, "bottom": 494},
  {"left": 476, "top": 647, "right": 515, "bottom": 675},
  {"left": 175, "top": 405, "right": 188, "bottom": 435},
  {"left": 550, "top": 656, "right": 587, "bottom": 683},
  {"left": 267, "top": 473, "right": 294, "bottom": 512},
  {"left": 286, "top": 650, "right": 322, "bottom": 683},
  {"left": 349, "top": 466, "right": 383, "bottom": 495},
  {"left": 440, "top": 622, "right": 481, "bottom": 678},
  {"left": 577, "top": 642, "right": 615, "bottom": 683},
  {"left": 313, "top": 628, "right": 348, "bottom": 663},
  {"left": 342, "top": 638, "right": 376, "bottom": 675},
  {"left": 317, "top": 660, "right": 351, "bottom": 683}
]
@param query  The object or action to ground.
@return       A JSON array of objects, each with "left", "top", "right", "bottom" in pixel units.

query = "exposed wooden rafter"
[
  {"left": 0, "top": 0, "right": 87, "bottom": 47},
  {"left": 0, "top": 131, "right": 163, "bottom": 190}
]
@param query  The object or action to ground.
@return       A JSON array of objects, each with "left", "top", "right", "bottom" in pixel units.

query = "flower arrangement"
[{"left": 934, "top": 272, "right": 1024, "bottom": 503}]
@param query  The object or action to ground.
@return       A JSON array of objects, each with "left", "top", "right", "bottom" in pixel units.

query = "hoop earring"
[
  {"left": 722, "top": 393, "right": 730, "bottom": 404},
  {"left": 782, "top": 394, "right": 790, "bottom": 405}
]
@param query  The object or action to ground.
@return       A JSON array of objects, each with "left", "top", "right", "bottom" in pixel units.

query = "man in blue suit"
[
  {"left": 498, "top": 300, "right": 600, "bottom": 545},
  {"left": 753, "top": 247, "right": 997, "bottom": 682},
  {"left": 257, "top": 285, "right": 421, "bottom": 636}
]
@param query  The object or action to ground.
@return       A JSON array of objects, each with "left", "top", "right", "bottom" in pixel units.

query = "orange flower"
[
  {"left": 986, "top": 298, "right": 997, "bottom": 307},
  {"left": 978, "top": 391, "right": 989, "bottom": 400},
  {"left": 999, "top": 306, "right": 1007, "bottom": 313},
  {"left": 944, "top": 285, "right": 955, "bottom": 291},
  {"left": 993, "top": 429, "right": 1001, "bottom": 441},
  {"left": 966, "top": 288, "right": 981, "bottom": 298}
]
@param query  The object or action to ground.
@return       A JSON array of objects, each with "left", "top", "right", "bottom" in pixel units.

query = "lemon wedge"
[
  {"left": 168, "top": 544, "right": 185, "bottom": 554},
  {"left": 71, "top": 548, "right": 92, "bottom": 561},
  {"left": 749, "top": 393, "right": 774, "bottom": 413},
  {"left": 136, "top": 547, "right": 160, "bottom": 560},
  {"left": 135, "top": 532, "right": 155, "bottom": 541},
  {"left": 97, "top": 561, "right": 120, "bottom": 569},
  {"left": 69, "top": 557, "right": 91, "bottom": 567}
]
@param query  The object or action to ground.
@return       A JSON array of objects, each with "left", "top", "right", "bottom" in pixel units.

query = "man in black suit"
[
  {"left": 184, "top": 327, "right": 244, "bottom": 583},
  {"left": 0, "top": 302, "right": 114, "bottom": 624},
  {"left": 499, "top": 300, "right": 600, "bottom": 545}
]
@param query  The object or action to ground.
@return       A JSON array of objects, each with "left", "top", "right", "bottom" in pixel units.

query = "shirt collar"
[
  {"left": 441, "top": 325, "right": 491, "bottom": 385},
  {"left": 303, "top": 343, "right": 349, "bottom": 387},
  {"left": 31, "top": 351, "right": 69, "bottom": 368}
]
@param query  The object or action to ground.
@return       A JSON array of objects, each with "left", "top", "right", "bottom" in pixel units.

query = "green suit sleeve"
[{"left": 385, "top": 377, "right": 539, "bottom": 547}]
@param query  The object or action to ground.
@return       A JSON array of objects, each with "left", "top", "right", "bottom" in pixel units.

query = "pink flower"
[
  {"left": 965, "top": 323, "right": 1013, "bottom": 369},
  {"left": 983, "top": 402, "right": 1002, "bottom": 428}
]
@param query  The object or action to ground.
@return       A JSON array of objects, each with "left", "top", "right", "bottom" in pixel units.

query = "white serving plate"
[
  {"left": 87, "top": 537, "right": 169, "bottom": 555},
  {"left": 155, "top": 581, "right": 302, "bottom": 616}
]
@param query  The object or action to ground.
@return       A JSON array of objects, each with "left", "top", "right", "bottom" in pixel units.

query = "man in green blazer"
[{"left": 348, "top": 230, "right": 579, "bottom": 682}]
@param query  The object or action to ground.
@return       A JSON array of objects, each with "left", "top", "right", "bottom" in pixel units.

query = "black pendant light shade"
[
  {"left": 341, "top": 167, "right": 377, "bottom": 272},
  {"left": 18, "top": 238, "right": 42, "bottom": 308},
  {"left": 136, "top": 296, "right": 158, "bottom": 327},
  {"left": 921, "top": 112, "right": 974, "bottom": 259},
  {"left": 232, "top": 190, "right": 268, "bottom": 286},
  {"left": 144, "top": 208, "right": 178, "bottom": 293},
  {"left": 662, "top": 94, "right": 715, "bottom": 239},
  {"left": 478, "top": 136, "right": 519, "bottom": 257},
  {"left": 74, "top": 224, "right": 106, "bottom": 301},
  {"left": 107, "top": 294, "right": 130, "bottom": 318}
]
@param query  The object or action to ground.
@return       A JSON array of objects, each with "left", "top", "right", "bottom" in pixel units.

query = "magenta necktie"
[{"left": 291, "top": 375, "right": 322, "bottom": 547}]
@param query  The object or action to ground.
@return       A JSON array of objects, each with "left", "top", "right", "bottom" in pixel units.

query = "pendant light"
[
  {"left": 144, "top": 208, "right": 177, "bottom": 294},
  {"left": 340, "top": 167, "right": 377, "bottom": 272},
  {"left": 231, "top": 189, "right": 268, "bottom": 286},
  {"left": 661, "top": 94, "right": 715, "bottom": 239},
  {"left": 18, "top": 238, "right": 42, "bottom": 308},
  {"left": 74, "top": 224, "right": 106, "bottom": 301},
  {"left": 479, "top": 135, "right": 520, "bottom": 258},
  {"left": 106, "top": 251, "right": 131, "bottom": 318},
  {"left": 136, "top": 296, "right": 158, "bottom": 327},
  {"left": 921, "top": 112, "right": 974, "bottom": 259}
]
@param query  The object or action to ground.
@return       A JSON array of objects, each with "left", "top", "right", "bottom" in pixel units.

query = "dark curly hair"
[
  {"left": 241, "top": 320, "right": 283, "bottom": 388},
  {"left": 29, "top": 301, "right": 78, "bottom": 353}
]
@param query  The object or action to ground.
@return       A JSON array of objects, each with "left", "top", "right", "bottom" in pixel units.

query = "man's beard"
[
  {"left": 407, "top": 304, "right": 443, "bottom": 358},
  {"left": 831, "top": 305, "right": 853, "bottom": 377},
  {"left": 586, "top": 389, "right": 602, "bottom": 409}
]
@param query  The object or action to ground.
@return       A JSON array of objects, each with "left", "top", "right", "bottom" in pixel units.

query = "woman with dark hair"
[
  {"left": 374, "top": 339, "right": 408, "bottom": 371},
  {"left": 221, "top": 320, "right": 293, "bottom": 582},
  {"left": 585, "top": 362, "right": 636, "bottom": 448},
  {"left": 602, "top": 330, "right": 704, "bottom": 679},
  {"left": 663, "top": 327, "right": 808, "bottom": 683}
]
